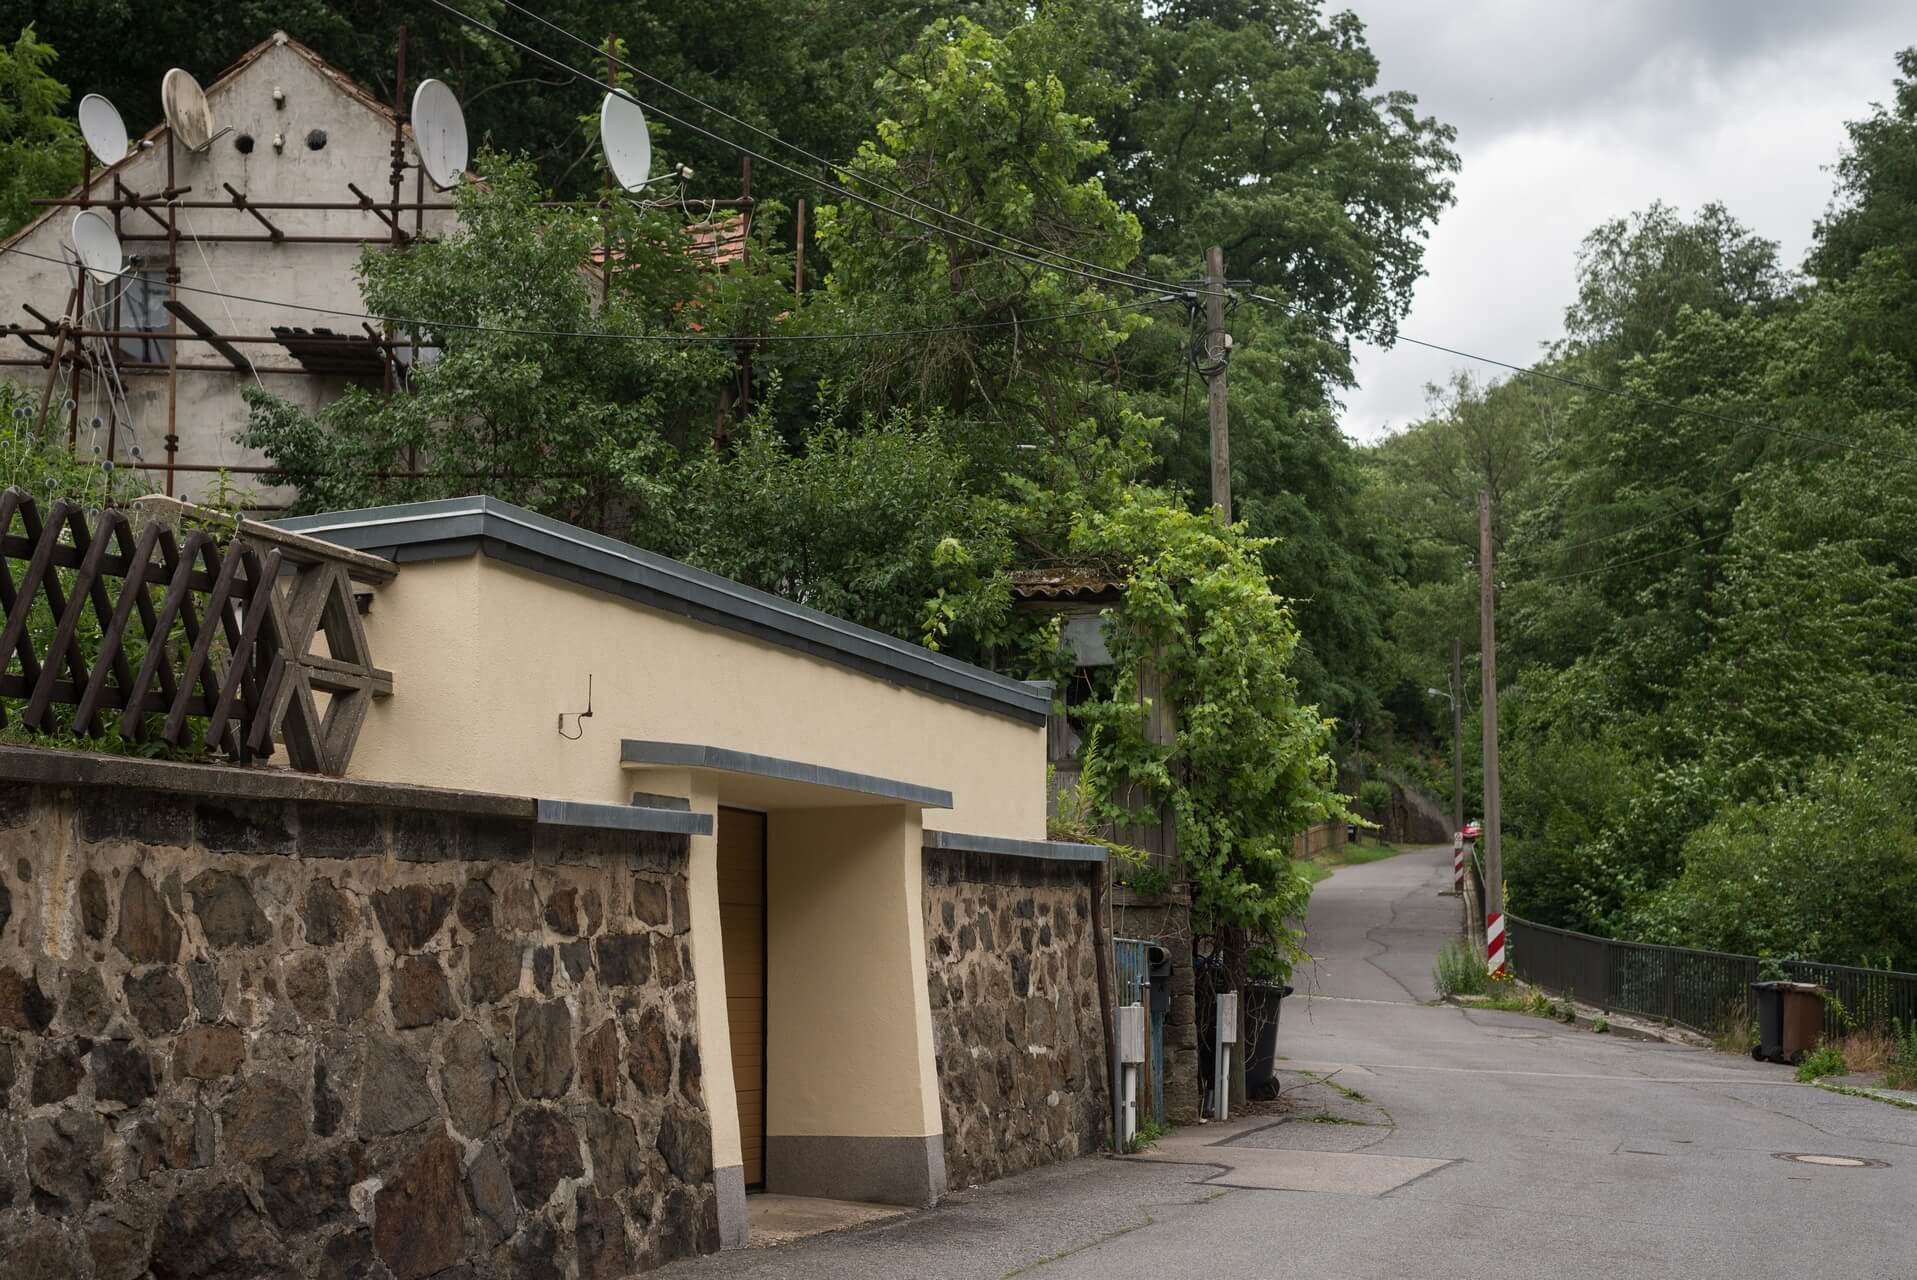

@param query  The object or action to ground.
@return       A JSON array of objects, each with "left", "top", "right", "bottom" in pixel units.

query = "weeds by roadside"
[
  {"left": 1888, "top": 1020, "right": 1917, "bottom": 1091},
  {"left": 1795, "top": 1043, "right": 1848, "bottom": 1082},
  {"left": 1124, "top": 1118, "right": 1172, "bottom": 1154},
  {"left": 1713, "top": 1015, "right": 1758, "bottom": 1057},
  {"left": 1434, "top": 939, "right": 1486, "bottom": 996}
]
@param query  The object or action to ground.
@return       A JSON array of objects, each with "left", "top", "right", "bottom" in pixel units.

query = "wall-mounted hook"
[{"left": 558, "top": 674, "right": 594, "bottom": 740}]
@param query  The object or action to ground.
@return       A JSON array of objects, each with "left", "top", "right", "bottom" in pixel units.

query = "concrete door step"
[{"left": 744, "top": 1194, "right": 909, "bottom": 1248}]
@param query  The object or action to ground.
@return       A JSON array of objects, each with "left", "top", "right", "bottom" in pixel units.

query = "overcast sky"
[{"left": 1335, "top": 0, "right": 1913, "bottom": 442}]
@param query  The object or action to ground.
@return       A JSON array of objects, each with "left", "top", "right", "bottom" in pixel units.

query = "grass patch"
[
  {"left": 1816, "top": 1081, "right": 1917, "bottom": 1112},
  {"left": 1294, "top": 838, "right": 1409, "bottom": 883},
  {"left": 1337, "top": 841, "right": 1404, "bottom": 865}
]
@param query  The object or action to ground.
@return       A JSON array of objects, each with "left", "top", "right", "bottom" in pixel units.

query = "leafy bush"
[
  {"left": 1628, "top": 738, "right": 1917, "bottom": 970},
  {"left": 680, "top": 413, "right": 1014, "bottom": 655},
  {"left": 1795, "top": 1043, "right": 1848, "bottom": 1083}
]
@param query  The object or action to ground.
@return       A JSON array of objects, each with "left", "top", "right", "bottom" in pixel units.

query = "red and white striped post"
[
  {"left": 1452, "top": 833, "right": 1464, "bottom": 894},
  {"left": 1486, "top": 910, "right": 1506, "bottom": 976}
]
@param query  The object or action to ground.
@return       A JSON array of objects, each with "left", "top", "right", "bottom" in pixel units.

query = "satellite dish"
[
  {"left": 161, "top": 68, "right": 216, "bottom": 152},
  {"left": 412, "top": 79, "right": 469, "bottom": 190},
  {"left": 70, "top": 211, "right": 125, "bottom": 284},
  {"left": 77, "top": 95, "right": 130, "bottom": 167},
  {"left": 600, "top": 92, "right": 652, "bottom": 191}
]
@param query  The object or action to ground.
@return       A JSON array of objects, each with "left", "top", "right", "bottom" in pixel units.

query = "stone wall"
[
  {"left": 0, "top": 770, "right": 716, "bottom": 1279},
  {"left": 922, "top": 849, "right": 1107, "bottom": 1189}
]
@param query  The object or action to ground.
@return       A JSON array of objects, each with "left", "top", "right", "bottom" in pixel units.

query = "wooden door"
[{"left": 717, "top": 807, "right": 767, "bottom": 1187}]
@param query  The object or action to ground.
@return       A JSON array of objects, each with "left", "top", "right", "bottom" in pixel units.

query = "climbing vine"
[{"left": 1073, "top": 495, "right": 1348, "bottom": 982}]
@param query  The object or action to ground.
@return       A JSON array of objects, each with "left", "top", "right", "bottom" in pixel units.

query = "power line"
[
  {"left": 1528, "top": 531, "right": 1721, "bottom": 584},
  {"left": 1250, "top": 292, "right": 1917, "bottom": 469},
  {"left": 0, "top": 244, "right": 1177, "bottom": 346},
  {"left": 1529, "top": 479, "right": 1745, "bottom": 563},
  {"left": 483, "top": 0, "right": 1183, "bottom": 299},
  {"left": 423, "top": 0, "right": 1186, "bottom": 302}
]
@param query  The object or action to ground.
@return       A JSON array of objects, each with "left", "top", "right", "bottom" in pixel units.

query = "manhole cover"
[{"left": 1772, "top": 1153, "right": 1888, "bottom": 1168}]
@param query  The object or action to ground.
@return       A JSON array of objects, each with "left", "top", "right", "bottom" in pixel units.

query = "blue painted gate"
[{"left": 1113, "top": 937, "right": 1166, "bottom": 1125}]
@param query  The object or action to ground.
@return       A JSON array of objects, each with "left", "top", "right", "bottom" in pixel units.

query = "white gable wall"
[{"left": 0, "top": 35, "right": 457, "bottom": 505}]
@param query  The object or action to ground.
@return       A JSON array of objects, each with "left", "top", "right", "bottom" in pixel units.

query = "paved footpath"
[{"left": 662, "top": 847, "right": 1917, "bottom": 1279}]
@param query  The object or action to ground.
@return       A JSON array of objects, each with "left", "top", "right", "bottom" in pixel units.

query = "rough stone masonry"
[
  {"left": 0, "top": 765, "right": 717, "bottom": 1279},
  {"left": 922, "top": 848, "right": 1109, "bottom": 1189}
]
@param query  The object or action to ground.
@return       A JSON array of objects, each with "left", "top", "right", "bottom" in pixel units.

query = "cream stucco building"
[{"left": 276, "top": 496, "right": 1107, "bottom": 1244}]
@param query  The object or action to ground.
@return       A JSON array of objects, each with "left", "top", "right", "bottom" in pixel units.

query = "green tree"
[
  {"left": 1109, "top": 0, "right": 1458, "bottom": 346},
  {"left": 1562, "top": 201, "right": 1791, "bottom": 365},
  {"left": 1809, "top": 47, "right": 1917, "bottom": 281},
  {"left": 0, "top": 24, "right": 80, "bottom": 236},
  {"left": 812, "top": 15, "right": 1147, "bottom": 447},
  {"left": 238, "top": 154, "right": 735, "bottom": 536}
]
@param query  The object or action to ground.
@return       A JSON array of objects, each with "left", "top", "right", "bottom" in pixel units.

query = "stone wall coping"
[
  {"left": 272, "top": 496, "right": 1053, "bottom": 723},
  {"left": 536, "top": 798, "right": 713, "bottom": 836},
  {"left": 0, "top": 743, "right": 699, "bottom": 838},
  {"left": 923, "top": 829, "right": 1106, "bottom": 863},
  {"left": 621, "top": 739, "right": 954, "bottom": 810}
]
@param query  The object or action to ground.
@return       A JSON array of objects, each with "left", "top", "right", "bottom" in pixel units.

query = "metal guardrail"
[{"left": 1507, "top": 914, "right": 1917, "bottom": 1040}]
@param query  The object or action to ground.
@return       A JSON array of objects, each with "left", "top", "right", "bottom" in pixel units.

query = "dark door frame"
[{"left": 719, "top": 805, "right": 770, "bottom": 1190}]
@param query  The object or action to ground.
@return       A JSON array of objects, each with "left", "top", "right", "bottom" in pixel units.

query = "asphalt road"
[{"left": 664, "top": 846, "right": 1917, "bottom": 1280}]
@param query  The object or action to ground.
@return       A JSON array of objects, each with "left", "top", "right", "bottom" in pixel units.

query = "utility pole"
[
  {"left": 1204, "top": 245, "right": 1231, "bottom": 524},
  {"left": 1450, "top": 635, "right": 1464, "bottom": 838},
  {"left": 1478, "top": 491, "right": 1505, "bottom": 975}
]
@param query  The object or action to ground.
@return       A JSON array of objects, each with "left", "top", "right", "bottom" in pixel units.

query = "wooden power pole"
[
  {"left": 1450, "top": 635, "right": 1464, "bottom": 838},
  {"left": 1204, "top": 245, "right": 1231, "bottom": 524},
  {"left": 1478, "top": 491, "right": 1505, "bottom": 973}
]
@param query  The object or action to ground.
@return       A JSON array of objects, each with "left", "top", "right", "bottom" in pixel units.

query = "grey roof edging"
[
  {"left": 923, "top": 829, "right": 1107, "bottom": 863},
  {"left": 620, "top": 739, "right": 952, "bottom": 809},
  {"left": 536, "top": 798, "right": 712, "bottom": 837},
  {"left": 272, "top": 497, "right": 1052, "bottom": 724}
]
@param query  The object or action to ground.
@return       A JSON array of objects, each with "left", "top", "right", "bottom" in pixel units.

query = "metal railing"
[{"left": 1506, "top": 914, "right": 1917, "bottom": 1040}]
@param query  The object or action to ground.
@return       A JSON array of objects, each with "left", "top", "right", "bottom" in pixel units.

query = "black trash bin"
[
  {"left": 1243, "top": 982, "right": 1295, "bottom": 1100},
  {"left": 1751, "top": 981, "right": 1785, "bottom": 1063}
]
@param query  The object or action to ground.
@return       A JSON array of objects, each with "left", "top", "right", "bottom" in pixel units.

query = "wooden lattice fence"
[{"left": 0, "top": 488, "right": 394, "bottom": 774}]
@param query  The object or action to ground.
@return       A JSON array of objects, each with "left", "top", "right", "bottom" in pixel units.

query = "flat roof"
[
  {"left": 621, "top": 739, "right": 953, "bottom": 809},
  {"left": 274, "top": 497, "right": 1051, "bottom": 724}
]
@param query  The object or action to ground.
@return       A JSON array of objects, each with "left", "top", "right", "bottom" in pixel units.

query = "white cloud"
[{"left": 1335, "top": 1, "right": 1911, "bottom": 441}]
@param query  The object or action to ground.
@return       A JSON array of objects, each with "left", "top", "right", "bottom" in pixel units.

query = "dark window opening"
[{"left": 108, "top": 270, "right": 171, "bottom": 364}]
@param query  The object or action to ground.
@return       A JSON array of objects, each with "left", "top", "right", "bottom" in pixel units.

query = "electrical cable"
[
  {"left": 422, "top": 0, "right": 1187, "bottom": 301},
  {"left": 0, "top": 243, "right": 1178, "bottom": 345},
  {"left": 1246, "top": 293, "right": 1917, "bottom": 469},
  {"left": 477, "top": 0, "right": 1184, "bottom": 298},
  {"left": 1528, "top": 531, "right": 1721, "bottom": 584}
]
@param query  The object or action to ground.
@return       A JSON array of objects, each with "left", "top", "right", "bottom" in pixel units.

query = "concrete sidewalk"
[{"left": 652, "top": 1156, "right": 1226, "bottom": 1280}]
